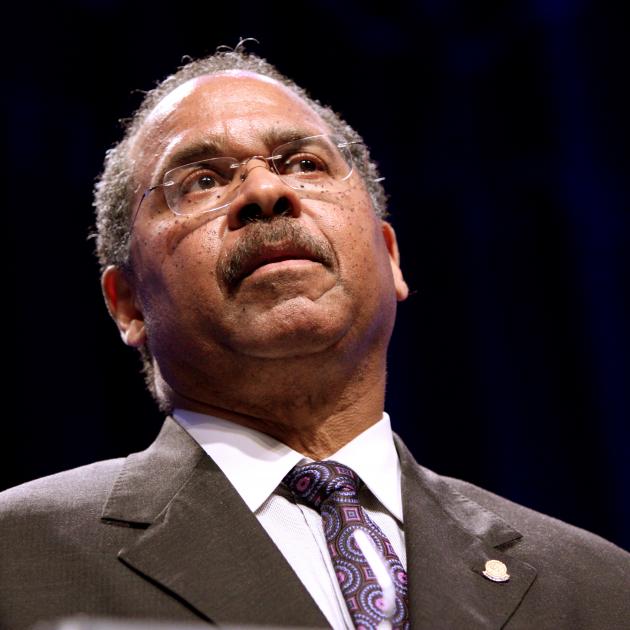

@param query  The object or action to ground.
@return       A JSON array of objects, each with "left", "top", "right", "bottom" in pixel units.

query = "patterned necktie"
[{"left": 283, "top": 461, "right": 409, "bottom": 630}]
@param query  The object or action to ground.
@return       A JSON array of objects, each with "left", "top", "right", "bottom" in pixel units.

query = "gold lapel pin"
[{"left": 482, "top": 559, "right": 510, "bottom": 583}]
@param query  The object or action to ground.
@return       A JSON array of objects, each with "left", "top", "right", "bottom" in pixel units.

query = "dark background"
[{"left": 5, "top": 1, "right": 629, "bottom": 551}]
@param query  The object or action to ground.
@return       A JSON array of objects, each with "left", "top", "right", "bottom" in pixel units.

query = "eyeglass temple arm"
[{"left": 337, "top": 141, "right": 385, "bottom": 183}]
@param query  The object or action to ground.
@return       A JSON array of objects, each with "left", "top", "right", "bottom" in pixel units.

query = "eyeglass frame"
[{"left": 130, "top": 134, "right": 365, "bottom": 228}]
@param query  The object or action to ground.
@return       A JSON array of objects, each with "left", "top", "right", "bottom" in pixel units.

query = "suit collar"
[
  {"left": 173, "top": 409, "right": 304, "bottom": 513},
  {"left": 102, "top": 417, "right": 327, "bottom": 627},
  {"left": 395, "top": 435, "right": 537, "bottom": 629},
  {"left": 101, "top": 415, "right": 206, "bottom": 525}
]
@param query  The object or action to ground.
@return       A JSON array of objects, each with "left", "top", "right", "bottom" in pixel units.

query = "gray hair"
[{"left": 92, "top": 44, "right": 388, "bottom": 408}]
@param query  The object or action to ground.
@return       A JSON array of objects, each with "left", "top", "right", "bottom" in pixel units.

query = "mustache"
[{"left": 218, "top": 217, "right": 335, "bottom": 288}]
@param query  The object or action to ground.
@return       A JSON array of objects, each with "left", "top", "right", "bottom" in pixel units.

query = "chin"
[
  {"left": 228, "top": 313, "right": 352, "bottom": 360},
  {"left": 233, "top": 330, "right": 348, "bottom": 360},
  {"left": 220, "top": 292, "right": 352, "bottom": 355}
]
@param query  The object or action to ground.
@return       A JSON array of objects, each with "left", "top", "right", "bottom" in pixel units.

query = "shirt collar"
[
  {"left": 328, "top": 415, "right": 403, "bottom": 522},
  {"left": 173, "top": 409, "right": 403, "bottom": 522}
]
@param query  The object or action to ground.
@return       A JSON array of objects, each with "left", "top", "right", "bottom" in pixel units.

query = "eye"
[
  {"left": 179, "top": 166, "right": 229, "bottom": 195},
  {"left": 279, "top": 153, "right": 328, "bottom": 176},
  {"left": 195, "top": 174, "right": 218, "bottom": 190}
]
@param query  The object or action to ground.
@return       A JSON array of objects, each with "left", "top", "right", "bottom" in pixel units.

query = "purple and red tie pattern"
[{"left": 283, "top": 461, "right": 409, "bottom": 630}]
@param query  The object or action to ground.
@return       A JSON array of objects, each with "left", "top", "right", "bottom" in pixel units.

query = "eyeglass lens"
[{"left": 163, "top": 135, "right": 353, "bottom": 216}]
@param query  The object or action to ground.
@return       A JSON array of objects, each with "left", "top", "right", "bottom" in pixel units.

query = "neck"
[{"left": 162, "top": 353, "right": 387, "bottom": 459}]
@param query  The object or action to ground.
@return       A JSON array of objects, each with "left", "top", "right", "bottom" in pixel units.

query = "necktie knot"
[{"left": 283, "top": 460, "right": 361, "bottom": 511}]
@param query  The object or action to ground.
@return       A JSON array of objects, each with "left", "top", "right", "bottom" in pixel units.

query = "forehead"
[{"left": 131, "top": 72, "right": 330, "bottom": 171}]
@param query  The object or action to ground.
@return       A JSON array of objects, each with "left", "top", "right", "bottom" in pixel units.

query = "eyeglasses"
[{"left": 134, "top": 134, "right": 358, "bottom": 222}]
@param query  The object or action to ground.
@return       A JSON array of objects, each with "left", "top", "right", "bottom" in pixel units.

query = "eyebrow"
[
  {"left": 163, "top": 138, "right": 227, "bottom": 172},
  {"left": 161, "top": 126, "right": 324, "bottom": 174}
]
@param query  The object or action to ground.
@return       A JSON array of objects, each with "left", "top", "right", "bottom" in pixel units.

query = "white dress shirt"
[{"left": 173, "top": 409, "right": 405, "bottom": 630}]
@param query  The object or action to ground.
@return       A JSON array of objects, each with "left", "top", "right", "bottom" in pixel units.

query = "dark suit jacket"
[{"left": 1, "top": 417, "right": 628, "bottom": 629}]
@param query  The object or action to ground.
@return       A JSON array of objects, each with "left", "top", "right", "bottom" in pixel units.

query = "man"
[{"left": 0, "top": 48, "right": 628, "bottom": 630}]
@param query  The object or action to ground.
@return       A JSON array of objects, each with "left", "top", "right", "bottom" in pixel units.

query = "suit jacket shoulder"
[
  {"left": 0, "top": 457, "right": 124, "bottom": 519},
  {"left": 395, "top": 435, "right": 630, "bottom": 629},
  {"left": 444, "top": 474, "right": 627, "bottom": 561}
]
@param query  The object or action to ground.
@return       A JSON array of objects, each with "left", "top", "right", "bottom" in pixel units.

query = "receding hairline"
[{"left": 135, "top": 69, "right": 326, "bottom": 140}]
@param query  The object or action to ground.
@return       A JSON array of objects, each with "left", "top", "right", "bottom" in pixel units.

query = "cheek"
[
  {"left": 312, "top": 190, "right": 384, "bottom": 274},
  {"left": 155, "top": 213, "right": 225, "bottom": 259},
  {"left": 132, "top": 215, "right": 225, "bottom": 307}
]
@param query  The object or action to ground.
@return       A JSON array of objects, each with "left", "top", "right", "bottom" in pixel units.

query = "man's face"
[{"left": 107, "top": 72, "right": 407, "bottom": 394}]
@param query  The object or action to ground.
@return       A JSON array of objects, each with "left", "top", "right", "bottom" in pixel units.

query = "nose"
[{"left": 226, "top": 159, "right": 303, "bottom": 230}]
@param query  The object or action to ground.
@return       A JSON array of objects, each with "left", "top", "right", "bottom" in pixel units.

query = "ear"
[
  {"left": 101, "top": 265, "right": 146, "bottom": 347},
  {"left": 381, "top": 221, "right": 409, "bottom": 302}
]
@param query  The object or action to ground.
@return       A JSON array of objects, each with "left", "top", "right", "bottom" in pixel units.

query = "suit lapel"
[
  {"left": 396, "top": 437, "right": 537, "bottom": 629},
  {"left": 102, "top": 417, "right": 327, "bottom": 627}
]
